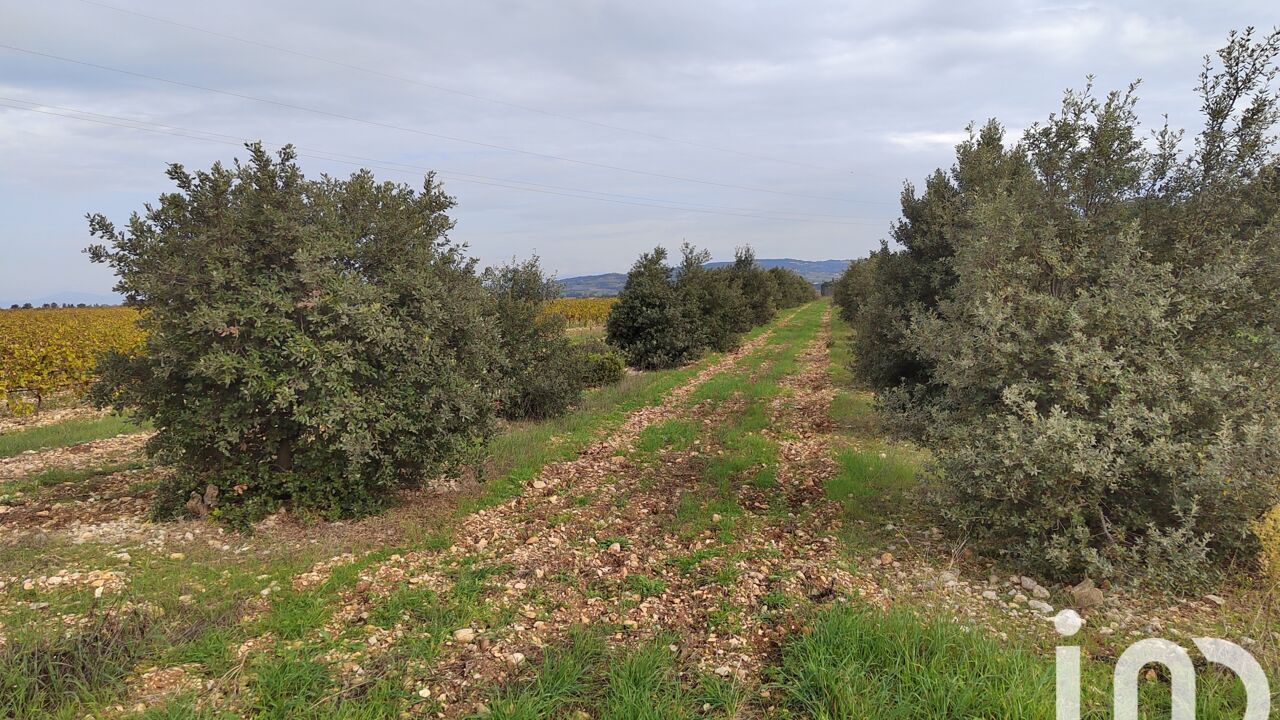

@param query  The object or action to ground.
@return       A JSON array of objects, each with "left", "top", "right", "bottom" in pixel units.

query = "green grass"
[
  {"left": 633, "top": 418, "right": 699, "bottom": 454},
  {"left": 668, "top": 302, "right": 828, "bottom": 538},
  {"left": 0, "top": 459, "right": 149, "bottom": 497},
  {"left": 768, "top": 603, "right": 1054, "bottom": 719},
  {"left": 826, "top": 448, "right": 916, "bottom": 524},
  {"left": 821, "top": 311, "right": 927, "bottom": 548},
  {"left": 0, "top": 414, "right": 148, "bottom": 458},
  {"left": 474, "top": 629, "right": 745, "bottom": 720},
  {"left": 767, "top": 602, "right": 1252, "bottom": 720},
  {"left": 625, "top": 574, "right": 668, "bottom": 598}
]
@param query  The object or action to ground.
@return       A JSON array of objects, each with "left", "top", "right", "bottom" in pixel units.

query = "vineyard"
[
  {"left": 0, "top": 306, "right": 144, "bottom": 414},
  {"left": 543, "top": 296, "right": 616, "bottom": 325}
]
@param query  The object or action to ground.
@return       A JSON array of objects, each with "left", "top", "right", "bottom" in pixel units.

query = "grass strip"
[{"left": 0, "top": 414, "right": 149, "bottom": 458}]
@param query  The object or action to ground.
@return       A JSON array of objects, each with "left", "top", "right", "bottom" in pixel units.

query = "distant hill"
[
  {"left": 702, "top": 258, "right": 850, "bottom": 284},
  {"left": 558, "top": 273, "right": 629, "bottom": 298},
  {"left": 2, "top": 291, "right": 123, "bottom": 307},
  {"left": 559, "top": 258, "right": 850, "bottom": 297}
]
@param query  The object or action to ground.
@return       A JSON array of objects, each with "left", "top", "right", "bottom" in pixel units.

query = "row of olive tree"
[
  {"left": 606, "top": 244, "right": 816, "bottom": 370},
  {"left": 832, "top": 29, "right": 1280, "bottom": 587},
  {"left": 87, "top": 145, "right": 620, "bottom": 524}
]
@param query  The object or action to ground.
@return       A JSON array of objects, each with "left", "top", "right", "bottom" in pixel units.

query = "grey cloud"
[{"left": 0, "top": 0, "right": 1272, "bottom": 303}]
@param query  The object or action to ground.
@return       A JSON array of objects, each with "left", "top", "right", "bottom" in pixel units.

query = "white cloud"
[{"left": 884, "top": 130, "right": 969, "bottom": 151}]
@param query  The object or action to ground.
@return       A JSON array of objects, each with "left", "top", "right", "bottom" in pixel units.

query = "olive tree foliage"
[
  {"left": 606, "top": 243, "right": 790, "bottom": 369},
  {"left": 674, "top": 243, "right": 746, "bottom": 353},
  {"left": 481, "top": 257, "right": 584, "bottom": 420},
  {"left": 833, "top": 120, "right": 1020, "bottom": 400},
  {"left": 86, "top": 144, "right": 505, "bottom": 523},
  {"left": 767, "top": 266, "right": 820, "bottom": 308},
  {"left": 836, "top": 29, "right": 1280, "bottom": 585},
  {"left": 606, "top": 246, "right": 703, "bottom": 370},
  {"left": 728, "top": 246, "right": 776, "bottom": 329}
]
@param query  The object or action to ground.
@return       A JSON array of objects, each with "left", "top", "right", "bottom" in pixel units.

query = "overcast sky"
[{"left": 0, "top": 1, "right": 1273, "bottom": 304}]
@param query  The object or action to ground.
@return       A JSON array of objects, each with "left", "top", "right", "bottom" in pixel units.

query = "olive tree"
[{"left": 87, "top": 144, "right": 504, "bottom": 522}]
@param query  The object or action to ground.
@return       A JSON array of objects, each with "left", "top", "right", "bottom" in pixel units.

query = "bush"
[
  {"left": 605, "top": 247, "right": 704, "bottom": 369},
  {"left": 833, "top": 121, "right": 1012, "bottom": 397},
  {"left": 606, "top": 243, "right": 815, "bottom": 371},
  {"left": 674, "top": 244, "right": 746, "bottom": 353},
  {"left": 87, "top": 144, "right": 504, "bottom": 523},
  {"left": 728, "top": 246, "right": 775, "bottom": 329},
  {"left": 876, "top": 31, "right": 1280, "bottom": 582},
  {"left": 482, "top": 257, "right": 585, "bottom": 420},
  {"left": 767, "top": 266, "right": 818, "bottom": 308},
  {"left": 569, "top": 340, "right": 626, "bottom": 388}
]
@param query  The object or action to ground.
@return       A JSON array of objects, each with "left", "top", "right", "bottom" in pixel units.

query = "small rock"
[
  {"left": 1028, "top": 599, "right": 1054, "bottom": 614},
  {"left": 1032, "top": 585, "right": 1051, "bottom": 599},
  {"left": 168, "top": 552, "right": 185, "bottom": 561},
  {"left": 1204, "top": 594, "right": 1226, "bottom": 607},
  {"left": 1012, "top": 593, "right": 1028, "bottom": 604},
  {"left": 879, "top": 552, "right": 894, "bottom": 565},
  {"left": 711, "top": 513, "right": 722, "bottom": 523},
  {"left": 608, "top": 542, "right": 622, "bottom": 553},
  {"left": 506, "top": 652, "right": 526, "bottom": 668},
  {"left": 982, "top": 590, "right": 999, "bottom": 601},
  {"left": 1071, "top": 578, "right": 1105, "bottom": 609},
  {"left": 453, "top": 628, "right": 476, "bottom": 643},
  {"left": 940, "top": 571, "right": 958, "bottom": 584},
  {"left": 532, "top": 480, "right": 547, "bottom": 490},
  {"left": 714, "top": 666, "right": 731, "bottom": 677}
]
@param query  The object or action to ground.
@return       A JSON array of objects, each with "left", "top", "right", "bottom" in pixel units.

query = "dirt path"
[{"left": 296, "top": 304, "right": 883, "bottom": 716}]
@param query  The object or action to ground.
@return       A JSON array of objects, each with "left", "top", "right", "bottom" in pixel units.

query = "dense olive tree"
[
  {"left": 767, "top": 266, "right": 819, "bottom": 308},
  {"left": 882, "top": 30, "right": 1280, "bottom": 584},
  {"left": 833, "top": 119, "right": 1022, "bottom": 399},
  {"left": 606, "top": 243, "right": 800, "bottom": 369},
  {"left": 728, "top": 246, "right": 776, "bottom": 329},
  {"left": 606, "top": 247, "right": 703, "bottom": 369},
  {"left": 87, "top": 144, "right": 504, "bottom": 522},
  {"left": 482, "top": 256, "right": 585, "bottom": 420},
  {"left": 674, "top": 243, "right": 746, "bottom": 352}
]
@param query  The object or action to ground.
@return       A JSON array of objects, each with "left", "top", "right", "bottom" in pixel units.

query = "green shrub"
[
  {"left": 832, "top": 122, "right": 1011, "bottom": 398},
  {"left": 674, "top": 243, "right": 746, "bottom": 353},
  {"left": 483, "top": 257, "right": 585, "bottom": 420},
  {"left": 728, "top": 246, "right": 775, "bottom": 329},
  {"left": 605, "top": 247, "right": 704, "bottom": 370},
  {"left": 880, "top": 31, "right": 1280, "bottom": 582},
  {"left": 570, "top": 340, "right": 626, "bottom": 388},
  {"left": 87, "top": 144, "right": 504, "bottom": 523},
  {"left": 767, "top": 266, "right": 818, "bottom": 308}
]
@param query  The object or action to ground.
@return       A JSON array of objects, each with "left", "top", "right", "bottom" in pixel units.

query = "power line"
[
  {"left": 0, "top": 97, "right": 890, "bottom": 227},
  {"left": 0, "top": 43, "right": 886, "bottom": 206},
  {"left": 70, "top": 0, "right": 851, "bottom": 175}
]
